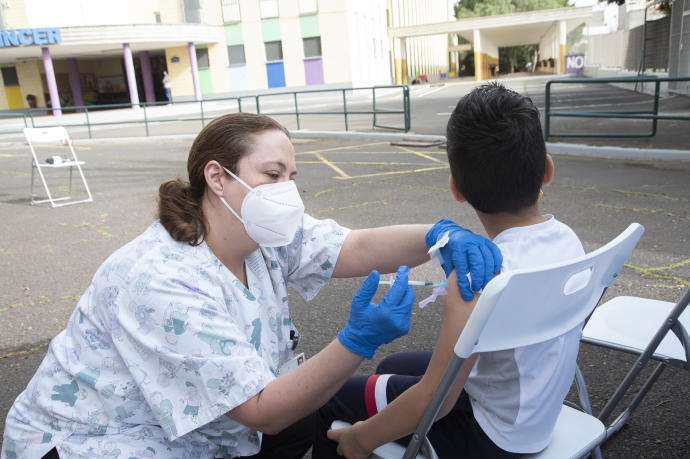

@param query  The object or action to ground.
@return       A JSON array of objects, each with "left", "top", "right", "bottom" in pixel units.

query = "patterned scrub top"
[{"left": 2, "top": 214, "right": 349, "bottom": 459}]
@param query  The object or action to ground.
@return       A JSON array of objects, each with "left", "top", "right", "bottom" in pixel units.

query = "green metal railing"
[
  {"left": 0, "top": 112, "right": 27, "bottom": 135},
  {"left": 0, "top": 84, "right": 410, "bottom": 138},
  {"left": 544, "top": 77, "right": 690, "bottom": 140}
]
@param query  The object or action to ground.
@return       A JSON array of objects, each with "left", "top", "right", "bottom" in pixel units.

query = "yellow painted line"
[
  {"left": 0, "top": 341, "right": 50, "bottom": 359},
  {"left": 0, "top": 153, "right": 18, "bottom": 158},
  {"left": 314, "top": 199, "right": 389, "bottom": 216},
  {"left": 595, "top": 203, "right": 685, "bottom": 219},
  {"left": 313, "top": 152, "right": 351, "bottom": 179},
  {"left": 295, "top": 141, "right": 389, "bottom": 156},
  {"left": 624, "top": 263, "right": 689, "bottom": 288},
  {"left": 0, "top": 295, "right": 80, "bottom": 313},
  {"left": 612, "top": 189, "right": 687, "bottom": 202},
  {"left": 643, "top": 258, "right": 690, "bottom": 272},
  {"left": 297, "top": 160, "right": 432, "bottom": 166},
  {"left": 334, "top": 165, "right": 448, "bottom": 180},
  {"left": 394, "top": 145, "right": 444, "bottom": 163}
]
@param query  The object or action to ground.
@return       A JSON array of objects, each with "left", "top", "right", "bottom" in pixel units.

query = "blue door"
[{"left": 266, "top": 62, "right": 285, "bottom": 88}]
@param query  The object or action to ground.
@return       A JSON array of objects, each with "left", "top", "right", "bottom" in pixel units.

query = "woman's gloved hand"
[
  {"left": 338, "top": 266, "right": 414, "bottom": 359},
  {"left": 426, "top": 219, "right": 503, "bottom": 301}
]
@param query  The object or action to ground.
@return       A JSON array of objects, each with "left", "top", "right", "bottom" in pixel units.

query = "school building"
[{"left": 0, "top": 0, "right": 405, "bottom": 113}]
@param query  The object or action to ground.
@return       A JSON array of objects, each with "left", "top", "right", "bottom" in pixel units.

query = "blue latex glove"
[
  {"left": 338, "top": 266, "right": 415, "bottom": 359},
  {"left": 426, "top": 219, "right": 503, "bottom": 301}
]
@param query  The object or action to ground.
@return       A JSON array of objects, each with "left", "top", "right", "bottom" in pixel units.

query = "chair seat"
[
  {"left": 330, "top": 421, "right": 426, "bottom": 458},
  {"left": 38, "top": 160, "right": 85, "bottom": 168},
  {"left": 526, "top": 405, "right": 605, "bottom": 459},
  {"left": 582, "top": 296, "right": 690, "bottom": 362},
  {"left": 334, "top": 405, "right": 604, "bottom": 459}
]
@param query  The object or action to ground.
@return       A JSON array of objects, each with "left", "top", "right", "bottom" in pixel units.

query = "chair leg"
[
  {"left": 606, "top": 362, "right": 666, "bottom": 438},
  {"left": 573, "top": 365, "right": 603, "bottom": 459}
]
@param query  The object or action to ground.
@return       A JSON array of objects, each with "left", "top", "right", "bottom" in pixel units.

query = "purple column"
[
  {"left": 139, "top": 51, "right": 155, "bottom": 104},
  {"left": 67, "top": 58, "right": 84, "bottom": 112},
  {"left": 188, "top": 42, "right": 202, "bottom": 102},
  {"left": 41, "top": 47, "right": 61, "bottom": 116},
  {"left": 123, "top": 43, "right": 140, "bottom": 109}
]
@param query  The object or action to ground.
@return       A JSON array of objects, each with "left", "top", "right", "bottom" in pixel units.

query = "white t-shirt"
[
  {"left": 464, "top": 215, "right": 585, "bottom": 453},
  {"left": 2, "top": 215, "right": 349, "bottom": 459}
]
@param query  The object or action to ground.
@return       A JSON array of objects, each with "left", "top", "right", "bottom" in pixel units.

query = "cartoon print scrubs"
[{"left": 2, "top": 215, "right": 348, "bottom": 458}]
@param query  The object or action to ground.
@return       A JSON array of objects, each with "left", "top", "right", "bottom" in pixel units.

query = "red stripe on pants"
[{"left": 364, "top": 375, "right": 380, "bottom": 418}]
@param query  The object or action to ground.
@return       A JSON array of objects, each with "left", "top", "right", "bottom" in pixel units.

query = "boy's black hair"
[{"left": 446, "top": 82, "right": 546, "bottom": 214}]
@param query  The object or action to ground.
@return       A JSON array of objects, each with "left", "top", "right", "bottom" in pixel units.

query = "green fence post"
[
  {"left": 85, "top": 107, "right": 92, "bottom": 139},
  {"left": 404, "top": 85, "right": 410, "bottom": 132},
  {"left": 342, "top": 89, "right": 349, "bottom": 131},
  {"left": 372, "top": 87, "right": 377, "bottom": 129},
  {"left": 29, "top": 109, "right": 35, "bottom": 127},
  {"left": 294, "top": 92, "right": 301, "bottom": 130},
  {"left": 652, "top": 80, "right": 660, "bottom": 137},
  {"left": 200, "top": 100, "right": 206, "bottom": 128},
  {"left": 544, "top": 81, "right": 552, "bottom": 141},
  {"left": 143, "top": 103, "right": 149, "bottom": 137},
  {"left": 256, "top": 95, "right": 261, "bottom": 114},
  {"left": 238, "top": 97, "right": 243, "bottom": 113}
]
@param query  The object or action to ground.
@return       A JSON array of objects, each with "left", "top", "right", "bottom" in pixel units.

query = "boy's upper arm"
[{"left": 418, "top": 271, "right": 478, "bottom": 401}]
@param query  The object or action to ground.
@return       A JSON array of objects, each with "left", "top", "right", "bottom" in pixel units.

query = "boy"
[{"left": 314, "top": 83, "right": 585, "bottom": 458}]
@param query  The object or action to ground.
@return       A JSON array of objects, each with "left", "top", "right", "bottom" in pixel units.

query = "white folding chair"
[
  {"left": 24, "top": 126, "right": 93, "bottom": 208},
  {"left": 333, "top": 223, "right": 645, "bottom": 459},
  {"left": 580, "top": 286, "right": 690, "bottom": 445}
]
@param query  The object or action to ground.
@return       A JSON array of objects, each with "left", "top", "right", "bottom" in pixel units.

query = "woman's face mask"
[{"left": 219, "top": 166, "right": 305, "bottom": 247}]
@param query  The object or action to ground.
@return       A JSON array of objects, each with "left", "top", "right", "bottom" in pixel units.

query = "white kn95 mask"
[{"left": 220, "top": 166, "right": 305, "bottom": 247}]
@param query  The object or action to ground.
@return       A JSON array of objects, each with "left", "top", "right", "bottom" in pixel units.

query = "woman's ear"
[
  {"left": 543, "top": 154, "right": 554, "bottom": 187},
  {"left": 449, "top": 175, "right": 467, "bottom": 203},
  {"left": 204, "top": 161, "right": 226, "bottom": 197}
]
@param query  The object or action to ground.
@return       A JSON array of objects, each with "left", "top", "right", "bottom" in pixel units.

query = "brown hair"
[{"left": 158, "top": 113, "right": 289, "bottom": 245}]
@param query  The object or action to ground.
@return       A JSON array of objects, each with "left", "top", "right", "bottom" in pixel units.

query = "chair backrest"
[
  {"left": 454, "top": 223, "right": 645, "bottom": 358},
  {"left": 24, "top": 126, "right": 70, "bottom": 145}
]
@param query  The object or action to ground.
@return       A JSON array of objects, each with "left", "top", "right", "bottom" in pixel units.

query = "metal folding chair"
[
  {"left": 332, "top": 223, "right": 645, "bottom": 459},
  {"left": 24, "top": 126, "right": 93, "bottom": 208},
  {"left": 580, "top": 286, "right": 690, "bottom": 446}
]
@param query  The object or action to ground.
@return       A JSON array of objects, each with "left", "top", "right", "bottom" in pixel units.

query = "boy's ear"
[
  {"left": 449, "top": 175, "right": 467, "bottom": 203},
  {"left": 542, "top": 154, "right": 554, "bottom": 187}
]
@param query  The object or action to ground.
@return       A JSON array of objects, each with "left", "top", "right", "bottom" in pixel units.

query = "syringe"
[{"left": 379, "top": 277, "right": 448, "bottom": 288}]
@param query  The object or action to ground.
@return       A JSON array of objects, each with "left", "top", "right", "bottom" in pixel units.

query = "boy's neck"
[{"left": 475, "top": 204, "right": 547, "bottom": 240}]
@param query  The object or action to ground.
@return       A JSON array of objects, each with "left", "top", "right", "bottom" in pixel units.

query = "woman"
[{"left": 2, "top": 113, "right": 500, "bottom": 459}]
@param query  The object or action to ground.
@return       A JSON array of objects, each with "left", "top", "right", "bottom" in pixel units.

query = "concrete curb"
[{"left": 1, "top": 130, "right": 687, "bottom": 161}]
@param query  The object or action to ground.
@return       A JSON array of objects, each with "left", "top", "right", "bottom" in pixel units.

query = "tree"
[
  {"left": 603, "top": 0, "right": 672, "bottom": 16},
  {"left": 454, "top": 0, "right": 569, "bottom": 19},
  {"left": 454, "top": 0, "right": 571, "bottom": 74}
]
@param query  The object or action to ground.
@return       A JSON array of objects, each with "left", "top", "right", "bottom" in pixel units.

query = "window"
[
  {"left": 196, "top": 48, "right": 209, "bottom": 69},
  {"left": 260, "top": 0, "right": 279, "bottom": 18},
  {"left": 299, "top": 0, "right": 317, "bottom": 14},
  {"left": 154, "top": 11, "right": 161, "bottom": 23},
  {"left": 222, "top": 0, "right": 241, "bottom": 23},
  {"left": 265, "top": 41, "right": 283, "bottom": 61},
  {"left": 227, "top": 44, "right": 246, "bottom": 65},
  {"left": 183, "top": 0, "right": 202, "bottom": 23},
  {"left": 303, "top": 37, "right": 321, "bottom": 58},
  {"left": 1, "top": 67, "right": 19, "bottom": 86}
]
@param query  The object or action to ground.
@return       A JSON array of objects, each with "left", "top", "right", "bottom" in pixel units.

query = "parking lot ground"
[{"left": 1, "top": 137, "right": 689, "bottom": 456}]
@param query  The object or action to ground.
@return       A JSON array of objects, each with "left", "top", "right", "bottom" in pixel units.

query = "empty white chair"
[
  {"left": 25, "top": 126, "right": 93, "bottom": 208},
  {"left": 580, "top": 287, "right": 690, "bottom": 443}
]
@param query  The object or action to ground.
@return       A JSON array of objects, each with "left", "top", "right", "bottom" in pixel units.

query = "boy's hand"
[
  {"left": 327, "top": 423, "right": 371, "bottom": 459},
  {"left": 426, "top": 219, "right": 502, "bottom": 300}
]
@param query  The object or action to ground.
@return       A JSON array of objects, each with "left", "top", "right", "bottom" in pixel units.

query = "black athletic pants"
[{"left": 313, "top": 351, "right": 522, "bottom": 459}]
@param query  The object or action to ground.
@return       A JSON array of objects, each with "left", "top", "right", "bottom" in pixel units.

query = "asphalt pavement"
[{"left": 1, "top": 76, "right": 689, "bottom": 456}]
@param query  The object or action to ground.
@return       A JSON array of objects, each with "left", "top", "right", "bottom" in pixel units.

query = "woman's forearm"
[
  {"left": 334, "top": 225, "right": 432, "bottom": 278},
  {"left": 226, "top": 339, "right": 363, "bottom": 434}
]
